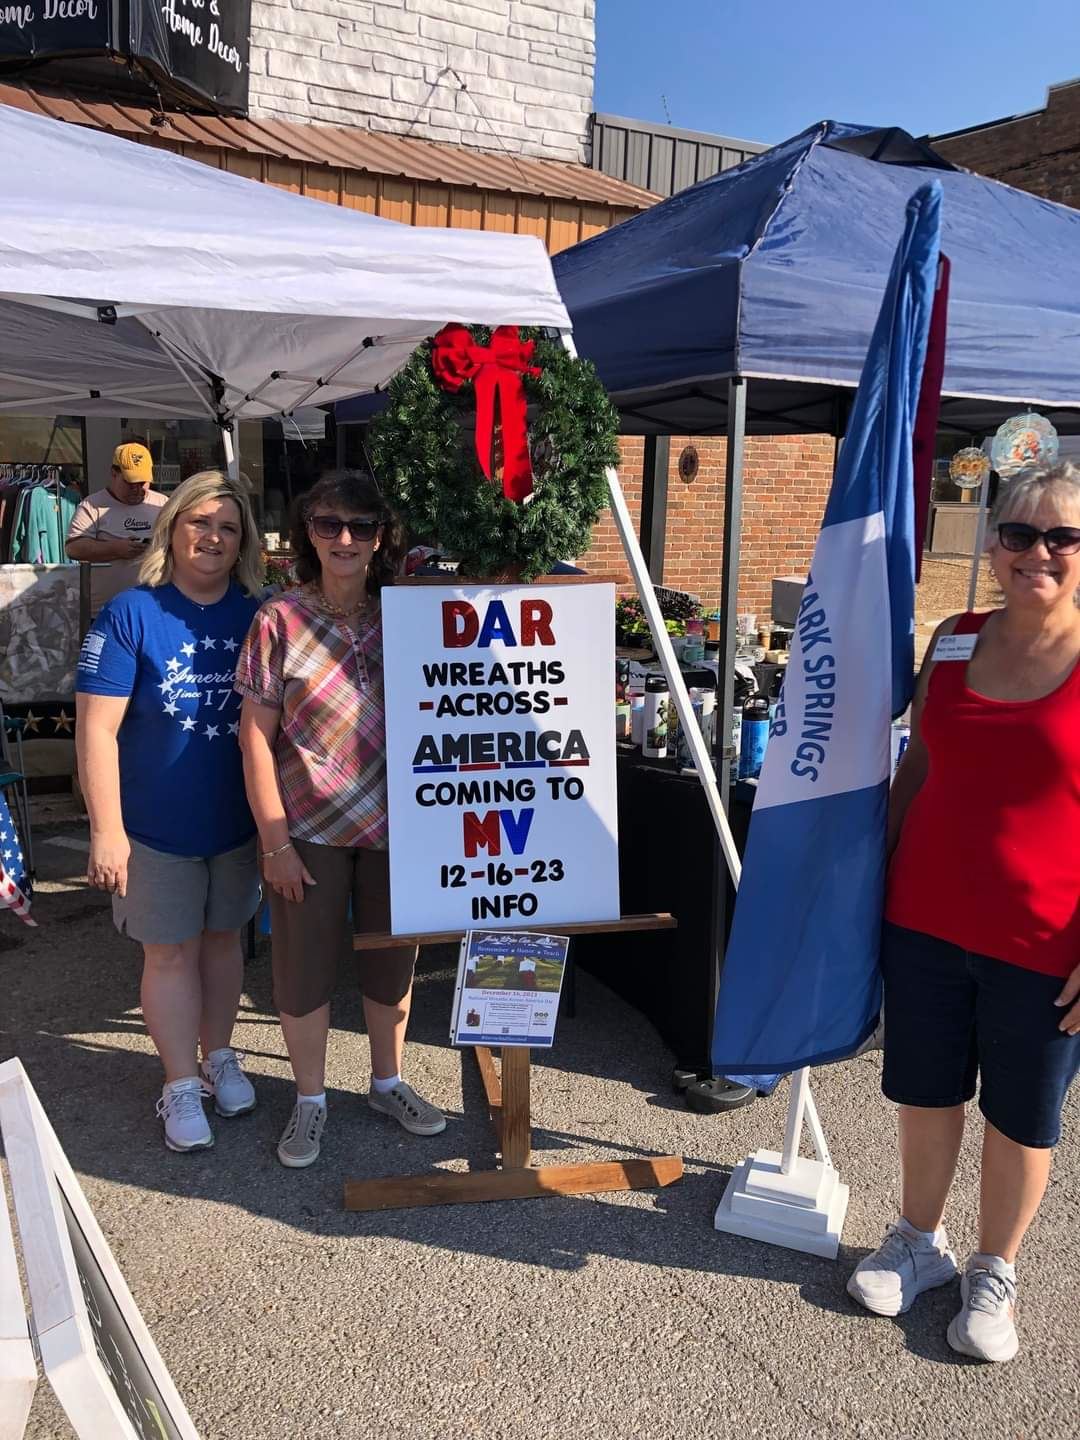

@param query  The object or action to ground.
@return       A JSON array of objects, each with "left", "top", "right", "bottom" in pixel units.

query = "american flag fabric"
[
  {"left": 0, "top": 790, "right": 34, "bottom": 926},
  {"left": 234, "top": 589, "right": 389, "bottom": 850}
]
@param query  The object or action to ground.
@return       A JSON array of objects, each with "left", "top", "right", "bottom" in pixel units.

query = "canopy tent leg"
[
  {"left": 222, "top": 426, "right": 240, "bottom": 484},
  {"left": 717, "top": 377, "right": 747, "bottom": 815},
  {"left": 966, "top": 460, "right": 994, "bottom": 611},
  {"left": 639, "top": 436, "right": 670, "bottom": 583}
]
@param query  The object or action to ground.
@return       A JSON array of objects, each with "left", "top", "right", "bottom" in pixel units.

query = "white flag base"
[
  {"left": 714, "top": 1149, "right": 849, "bottom": 1260},
  {"left": 714, "top": 1067, "right": 848, "bottom": 1260}
]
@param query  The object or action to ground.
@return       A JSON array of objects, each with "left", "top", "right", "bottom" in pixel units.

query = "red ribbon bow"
[{"left": 431, "top": 324, "right": 541, "bottom": 502}]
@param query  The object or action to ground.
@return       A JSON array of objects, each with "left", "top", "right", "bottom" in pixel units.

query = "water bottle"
[
  {"left": 642, "top": 673, "right": 669, "bottom": 758},
  {"left": 739, "top": 692, "right": 771, "bottom": 779}
]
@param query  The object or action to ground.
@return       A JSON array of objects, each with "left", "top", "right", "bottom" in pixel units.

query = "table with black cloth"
[{"left": 574, "top": 746, "right": 753, "bottom": 1073}]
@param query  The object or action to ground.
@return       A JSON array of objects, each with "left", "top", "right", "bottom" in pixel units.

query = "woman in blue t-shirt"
[{"left": 76, "top": 471, "right": 264, "bottom": 1154}]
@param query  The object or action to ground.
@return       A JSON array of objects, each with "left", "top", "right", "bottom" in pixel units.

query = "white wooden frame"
[
  {"left": 0, "top": 1151, "right": 36, "bottom": 1440},
  {"left": 0, "top": 1059, "right": 199, "bottom": 1440}
]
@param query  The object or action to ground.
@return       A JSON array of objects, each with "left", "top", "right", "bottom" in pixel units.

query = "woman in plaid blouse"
[{"left": 236, "top": 470, "right": 446, "bottom": 1169}]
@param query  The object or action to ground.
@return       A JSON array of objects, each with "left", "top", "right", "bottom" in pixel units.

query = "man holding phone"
[{"left": 66, "top": 443, "right": 167, "bottom": 616}]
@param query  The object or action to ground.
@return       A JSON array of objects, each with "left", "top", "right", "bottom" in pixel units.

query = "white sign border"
[
  {"left": 0, "top": 1058, "right": 200, "bottom": 1440},
  {"left": 0, "top": 1147, "right": 36, "bottom": 1440},
  {"left": 382, "top": 580, "right": 621, "bottom": 937}
]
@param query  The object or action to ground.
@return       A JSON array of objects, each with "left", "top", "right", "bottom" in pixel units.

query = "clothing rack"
[{"left": 0, "top": 463, "right": 84, "bottom": 565}]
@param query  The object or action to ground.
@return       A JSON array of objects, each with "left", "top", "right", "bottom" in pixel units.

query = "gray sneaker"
[
  {"left": 947, "top": 1255, "right": 1019, "bottom": 1363},
  {"left": 156, "top": 1078, "right": 213, "bottom": 1154},
  {"left": 201, "top": 1047, "right": 256, "bottom": 1117},
  {"left": 368, "top": 1081, "right": 447, "bottom": 1136},
  {"left": 847, "top": 1219, "right": 959, "bottom": 1316},
  {"left": 277, "top": 1099, "right": 326, "bottom": 1169}
]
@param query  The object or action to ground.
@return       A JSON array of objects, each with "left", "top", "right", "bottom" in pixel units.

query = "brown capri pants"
[{"left": 268, "top": 839, "right": 417, "bottom": 1018}]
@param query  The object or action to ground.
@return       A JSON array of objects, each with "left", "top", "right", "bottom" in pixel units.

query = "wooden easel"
[{"left": 344, "top": 914, "right": 683, "bottom": 1213}]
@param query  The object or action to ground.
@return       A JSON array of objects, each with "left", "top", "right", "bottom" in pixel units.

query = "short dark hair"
[{"left": 289, "top": 468, "right": 406, "bottom": 593}]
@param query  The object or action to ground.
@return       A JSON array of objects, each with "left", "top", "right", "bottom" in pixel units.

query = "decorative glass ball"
[{"left": 990, "top": 412, "right": 1059, "bottom": 478}]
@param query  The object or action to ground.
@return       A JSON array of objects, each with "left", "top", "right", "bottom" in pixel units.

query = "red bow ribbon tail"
[
  {"left": 430, "top": 324, "right": 540, "bottom": 502},
  {"left": 488, "top": 327, "right": 540, "bottom": 502}
]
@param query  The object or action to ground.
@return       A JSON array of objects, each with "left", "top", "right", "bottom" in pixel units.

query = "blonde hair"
[
  {"left": 990, "top": 460, "right": 1080, "bottom": 531},
  {"left": 139, "top": 470, "right": 263, "bottom": 597}
]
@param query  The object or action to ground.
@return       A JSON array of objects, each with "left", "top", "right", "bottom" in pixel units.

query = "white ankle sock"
[
  {"left": 372, "top": 1073, "right": 401, "bottom": 1095},
  {"left": 900, "top": 1216, "right": 944, "bottom": 1246},
  {"left": 297, "top": 1091, "right": 326, "bottom": 1109}
]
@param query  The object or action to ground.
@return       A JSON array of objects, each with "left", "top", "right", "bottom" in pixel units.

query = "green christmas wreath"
[{"left": 368, "top": 325, "right": 620, "bottom": 580}]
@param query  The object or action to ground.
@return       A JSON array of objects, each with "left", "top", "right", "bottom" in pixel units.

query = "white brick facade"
[{"left": 248, "top": 0, "right": 596, "bottom": 164}]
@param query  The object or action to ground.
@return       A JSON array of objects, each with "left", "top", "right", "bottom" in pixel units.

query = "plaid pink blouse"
[{"left": 234, "top": 590, "right": 388, "bottom": 850}]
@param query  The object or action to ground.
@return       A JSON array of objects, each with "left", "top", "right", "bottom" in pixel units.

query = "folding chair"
[{"left": 0, "top": 701, "right": 33, "bottom": 877}]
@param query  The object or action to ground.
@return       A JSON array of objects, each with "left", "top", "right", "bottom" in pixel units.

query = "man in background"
[{"left": 66, "top": 443, "right": 167, "bottom": 616}]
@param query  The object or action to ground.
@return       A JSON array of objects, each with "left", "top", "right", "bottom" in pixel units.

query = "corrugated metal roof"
[
  {"left": 591, "top": 112, "right": 767, "bottom": 199},
  {"left": 0, "top": 81, "right": 657, "bottom": 210}
]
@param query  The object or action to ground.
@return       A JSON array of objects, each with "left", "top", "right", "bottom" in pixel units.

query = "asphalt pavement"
[{"left": 2, "top": 807, "right": 1077, "bottom": 1440}]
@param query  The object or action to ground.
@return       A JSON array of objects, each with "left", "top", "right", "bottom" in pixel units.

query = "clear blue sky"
[{"left": 595, "top": 0, "right": 1080, "bottom": 145}]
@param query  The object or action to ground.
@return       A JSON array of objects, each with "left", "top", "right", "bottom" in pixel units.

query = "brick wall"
[
  {"left": 933, "top": 78, "right": 1080, "bottom": 208},
  {"left": 581, "top": 435, "right": 836, "bottom": 620},
  {"left": 248, "top": 0, "right": 596, "bottom": 164}
]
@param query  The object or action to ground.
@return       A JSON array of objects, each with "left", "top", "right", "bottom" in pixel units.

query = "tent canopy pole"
[
  {"left": 967, "top": 462, "right": 994, "bottom": 611},
  {"left": 222, "top": 427, "right": 239, "bottom": 483},
  {"left": 717, "top": 377, "right": 747, "bottom": 815},
  {"left": 639, "top": 436, "right": 670, "bottom": 583}
]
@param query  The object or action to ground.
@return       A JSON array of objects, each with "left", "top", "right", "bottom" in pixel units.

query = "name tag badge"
[{"left": 932, "top": 632, "right": 977, "bottom": 662}]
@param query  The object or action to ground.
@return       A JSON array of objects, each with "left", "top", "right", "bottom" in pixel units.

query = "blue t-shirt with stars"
[{"left": 77, "top": 583, "right": 260, "bottom": 857}]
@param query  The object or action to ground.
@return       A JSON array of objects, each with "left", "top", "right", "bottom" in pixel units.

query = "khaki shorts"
[
  {"left": 114, "top": 837, "right": 261, "bottom": 946},
  {"left": 268, "top": 839, "right": 417, "bottom": 1017}
]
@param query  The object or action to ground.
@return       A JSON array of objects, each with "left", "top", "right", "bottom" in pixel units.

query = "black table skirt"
[{"left": 574, "top": 750, "right": 751, "bottom": 1071}]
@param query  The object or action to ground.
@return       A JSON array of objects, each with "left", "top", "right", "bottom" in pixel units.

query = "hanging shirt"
[
  {"left": 11, "top": 483, "right": 80, "bottom": 564},
  {"left": 66, "top": 487, "right": 167, "bottom": 614},
  {"left": 76, "top": 583, "right": 260, "bottom": 857},
  {"left": 886, "top": 610, "right": 1080, "bottom": 979}
]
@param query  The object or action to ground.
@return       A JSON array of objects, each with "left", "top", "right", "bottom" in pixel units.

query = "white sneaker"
[
  {"left": 156, "top": 1078, "right": 213, "bottom": 1153},
  {"left": 947, "top": 1255, "right": 1019, "bottom": 1363},
  {"left": 201, "top": 1047, "right": 256, "bottom": 1117},
  {"left": 847, "top": 1219, "right": 958, "bottom": 1316}
]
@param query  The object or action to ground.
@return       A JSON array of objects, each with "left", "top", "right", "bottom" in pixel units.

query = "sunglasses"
[
  {"left": 997, "top": 522, "right": 1080, "bottom": 556},
  {"left": 307, "top": 514, "right": 380, "bottom": 542}
]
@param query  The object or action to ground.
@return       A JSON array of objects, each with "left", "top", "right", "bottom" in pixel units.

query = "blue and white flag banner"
[{"left": 712, "top": 182, "right": 943, "bottom": 1083}]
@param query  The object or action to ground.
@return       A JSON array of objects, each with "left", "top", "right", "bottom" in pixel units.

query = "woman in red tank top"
[{"left": 847, "top": 464, "right": 1080, "bottom": 1363}]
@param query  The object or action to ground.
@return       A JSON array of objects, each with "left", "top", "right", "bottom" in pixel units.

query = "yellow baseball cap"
[{"left": 112, "top": 443, "right": 153, "bottom": 484}]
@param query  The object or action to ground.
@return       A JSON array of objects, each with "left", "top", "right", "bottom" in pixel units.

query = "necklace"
[{"left": 305, "top": 582, "right": 368, "bottom": 620}]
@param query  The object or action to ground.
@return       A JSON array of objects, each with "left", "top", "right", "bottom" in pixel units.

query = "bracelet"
[{"left": 259, "top": 840, "right": 294, "bottom": 860}]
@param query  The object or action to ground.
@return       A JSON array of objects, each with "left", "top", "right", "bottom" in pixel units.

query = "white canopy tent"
[
  {"left": 0, "top": 103, "right": 571, "bottom": 424},
  {"left": 0, "top": 105, "right": 745, "bottom": 1110}
]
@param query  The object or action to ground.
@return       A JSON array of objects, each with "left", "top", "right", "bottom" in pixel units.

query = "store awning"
[
  {"left": 553, "top": 120, "right": 1080, "bottom": 436},
  {"left": 0, "top": 102, "right": 571, "bottom": 423}
]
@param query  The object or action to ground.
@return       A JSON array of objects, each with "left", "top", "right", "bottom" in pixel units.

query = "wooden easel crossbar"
[{"left": 344, "top": 914, "right": 683, "bottom": 1213}]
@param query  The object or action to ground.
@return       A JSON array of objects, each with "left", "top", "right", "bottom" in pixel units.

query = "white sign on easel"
[
  {"left": 0, "top": 1058, "right": 200, "bottom": 1439},
  {"left": 382, "top": 582, "right": 620, "bottom": 935}
]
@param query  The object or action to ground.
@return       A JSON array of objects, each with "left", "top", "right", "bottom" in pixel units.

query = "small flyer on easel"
[{"left": 450, "top": 930, "right": 570, "bottom": 1048}]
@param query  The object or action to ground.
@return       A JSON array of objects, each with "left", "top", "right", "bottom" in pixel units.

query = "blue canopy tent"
[{"left": 553, "top": 119, "right": 1080, "bottom": 438}]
